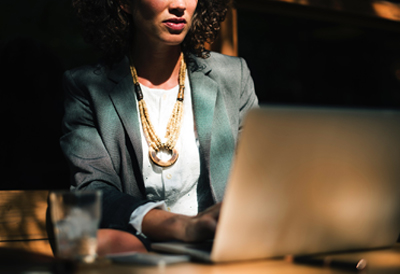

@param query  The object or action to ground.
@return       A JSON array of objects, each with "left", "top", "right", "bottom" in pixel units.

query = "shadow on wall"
[{"left": 0, "top": 37, "right": 69, "bottom": 190}]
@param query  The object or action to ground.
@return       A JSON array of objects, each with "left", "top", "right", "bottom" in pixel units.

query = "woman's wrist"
[
  {"left": 141, "top": 208, "right": 191, "bottom": 241},
  {"left": 141, "top": 203, "right": 220, "bottom": 243}
]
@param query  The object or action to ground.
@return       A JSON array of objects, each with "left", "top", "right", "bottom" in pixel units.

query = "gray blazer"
[{"left": 60, "top": 52, "right": 258, "bottom": 234}]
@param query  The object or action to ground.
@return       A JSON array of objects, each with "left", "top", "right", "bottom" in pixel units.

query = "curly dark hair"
[{"left": 72, "top": 0, "right": 231, "bottom": 63}]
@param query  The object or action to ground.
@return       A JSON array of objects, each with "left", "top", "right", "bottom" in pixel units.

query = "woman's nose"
[{"left": 169, "top": 0, "right": 186, "bottom": 11}]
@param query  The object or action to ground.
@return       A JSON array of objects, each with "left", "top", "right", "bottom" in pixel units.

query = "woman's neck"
[{"left": 130, "top": 44, "right": 183, "bottom": 90}]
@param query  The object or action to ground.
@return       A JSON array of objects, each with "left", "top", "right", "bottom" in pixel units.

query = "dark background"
[
  {"left": 238, "top": 6, "right": 400, "bottom": 108},
  {"left": 1, "top": 0, "right": 400, "bottom": 190},
  {"left": 0, "top": 0, "right": 100, "bottom": 190}
]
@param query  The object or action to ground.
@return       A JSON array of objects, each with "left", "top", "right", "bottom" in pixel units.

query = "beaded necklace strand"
[{"left": 129, "top": 52, "right": 186, "bottom": 167}]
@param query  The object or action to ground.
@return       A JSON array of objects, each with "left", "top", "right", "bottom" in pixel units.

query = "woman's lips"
[{"left": 163, "top": 18, "right": 186, "bottom": 32}]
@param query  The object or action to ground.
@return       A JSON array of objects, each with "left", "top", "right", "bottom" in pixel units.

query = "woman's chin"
[{"left": 159, "top": 33, "right": 188, "bottom": 46}]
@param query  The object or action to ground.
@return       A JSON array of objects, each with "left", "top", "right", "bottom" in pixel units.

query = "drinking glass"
[{"left": 50, "top": 190, "right": 102, "bottom": 263}]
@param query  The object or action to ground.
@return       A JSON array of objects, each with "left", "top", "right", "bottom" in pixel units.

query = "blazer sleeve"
[
  {"left": 60, "top": 70, "right": 150, "bottom": 234},
  {"left": 239, "top": 57, "right": 259, "bottom": 132}
]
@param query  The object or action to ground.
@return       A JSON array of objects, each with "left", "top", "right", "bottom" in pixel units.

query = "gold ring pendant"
[{"left": 149, "top": 147, "right": 179, "bottom": 167}]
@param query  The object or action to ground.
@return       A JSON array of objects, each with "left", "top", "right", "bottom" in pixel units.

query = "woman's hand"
[
  {"left": 183, "top": 202, "right": 221, "bottom": 242},
  {"left": 142, "top": 203, "right": 222, "bottom": 242}
]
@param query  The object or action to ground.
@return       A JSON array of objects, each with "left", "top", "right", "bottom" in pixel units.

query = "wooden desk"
[
  {"left": 76, "top": 244, "right": 400, "bottom": 274},
  {"left": 0, "top": 190, "right": 52, "bottom": 255}
]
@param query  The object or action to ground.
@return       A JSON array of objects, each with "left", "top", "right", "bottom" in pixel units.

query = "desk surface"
[{"left": 76, "top": 244, "right": 400, "bottom": 274}]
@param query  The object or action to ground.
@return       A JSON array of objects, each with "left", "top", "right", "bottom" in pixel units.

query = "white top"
[{"left": 129, "top": 72, "right": 200, "bottom": 234}]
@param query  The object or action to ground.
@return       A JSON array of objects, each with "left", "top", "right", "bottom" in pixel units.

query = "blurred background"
[{"left": 1, "top": 0, "right": 400, "bottom": 190}]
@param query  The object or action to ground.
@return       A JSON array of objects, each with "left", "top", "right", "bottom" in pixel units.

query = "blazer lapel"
[
  {"left": 189, "top": 57, "right": 235, "bottom": 203},
  {"left": 107, "top": 57, "right": 143, "bottom": 172}
]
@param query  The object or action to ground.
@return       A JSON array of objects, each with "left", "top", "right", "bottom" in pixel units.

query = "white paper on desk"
[{"left": 106, "top": 252, "right": 190, "bottom": 266}]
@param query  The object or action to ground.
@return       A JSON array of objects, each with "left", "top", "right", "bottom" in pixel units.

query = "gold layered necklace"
[{"left": 129, "top": 52, "right": 186, "bottom": 167}]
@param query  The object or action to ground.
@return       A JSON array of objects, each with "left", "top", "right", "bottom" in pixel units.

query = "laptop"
[{"left": 151, "top": 105, "right": 400, "bottom": 263}]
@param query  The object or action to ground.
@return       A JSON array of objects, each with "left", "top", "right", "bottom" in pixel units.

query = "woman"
[{"left": 62, "top": 0, "right": 258, "bottom": 254}]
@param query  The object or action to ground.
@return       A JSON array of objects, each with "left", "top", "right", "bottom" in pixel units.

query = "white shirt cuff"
[{"left": 129, "top": 201, "right": 167, "bottom": 235}]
